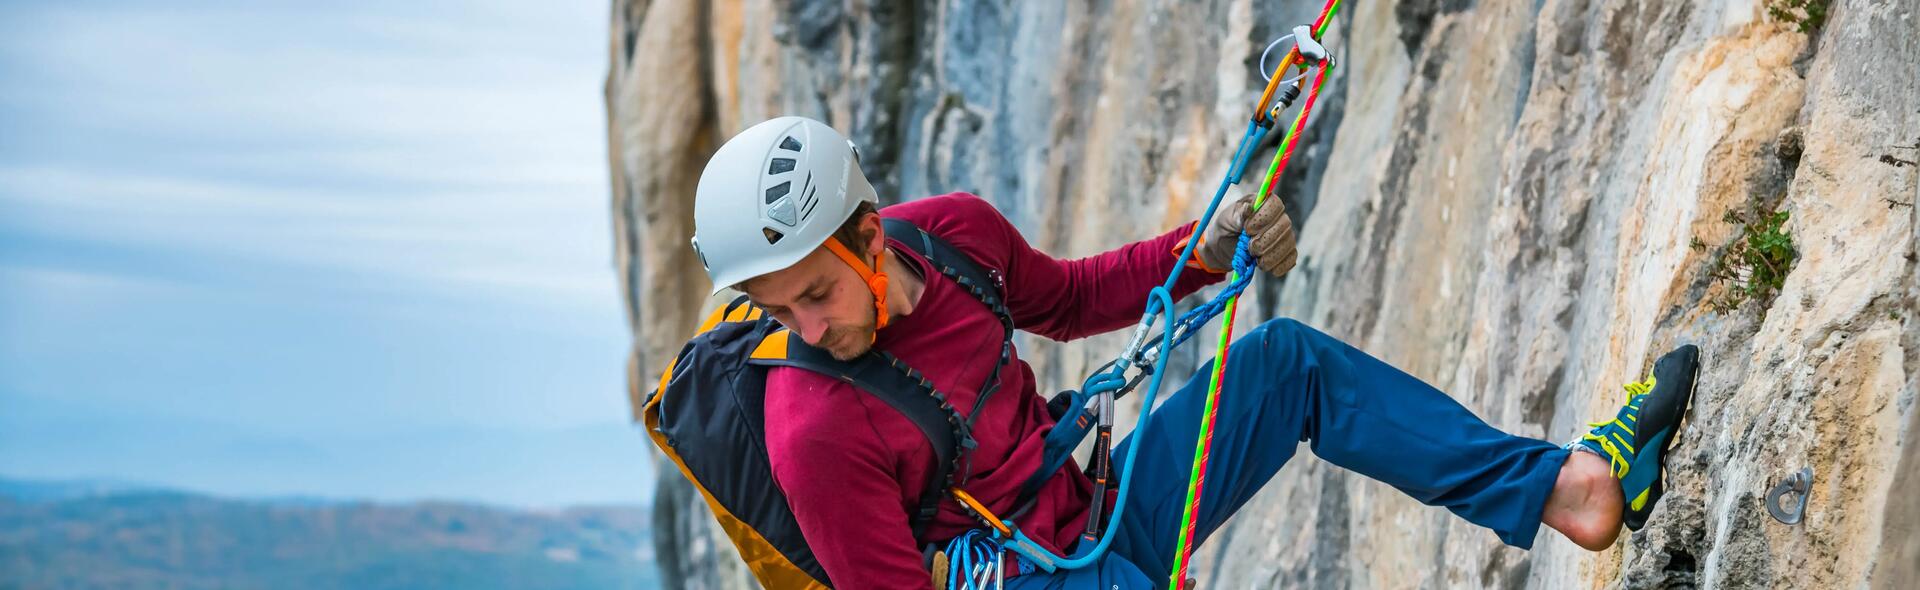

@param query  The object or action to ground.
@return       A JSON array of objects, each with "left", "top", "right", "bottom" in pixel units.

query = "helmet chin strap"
[{"left": 822, "top": 236, "right": 891, "bottom": 333}]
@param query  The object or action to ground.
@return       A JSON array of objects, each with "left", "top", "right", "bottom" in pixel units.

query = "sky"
[{"left": 0, "top": 0, "right": 657, "bottom": 508}]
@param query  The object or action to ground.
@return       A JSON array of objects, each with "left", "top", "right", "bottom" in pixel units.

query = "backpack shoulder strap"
[
  {"left": 751, "top": 332, "right": 963, "bottom": 542},
  {"left": 881, "top": 217, "right": 1016, "bottom": 487},
  {"left": 721, "top": 217, "right": 1021, "bottom": 543},
  {"left": 881, "top": 218, "right": 1011, "bottom": 328}
]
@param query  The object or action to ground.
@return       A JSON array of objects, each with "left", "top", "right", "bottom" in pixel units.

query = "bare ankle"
[{"left": 1543, "top": 451, "right": 1623, "bottom": 551}]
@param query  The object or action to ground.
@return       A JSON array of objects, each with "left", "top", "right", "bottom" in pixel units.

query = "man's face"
[{"left": 743, "top": 245, "right": 877, "bottom": 361}]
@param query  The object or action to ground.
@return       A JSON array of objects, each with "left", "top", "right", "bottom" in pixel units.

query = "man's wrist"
[{"left": 1171, "top": 221, "right": 1230, "bottom": 274}]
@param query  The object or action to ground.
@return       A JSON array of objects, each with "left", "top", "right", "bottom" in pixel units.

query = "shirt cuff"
[{"left": 1170, "top": 221, "right": 1229, "bottom": 275}]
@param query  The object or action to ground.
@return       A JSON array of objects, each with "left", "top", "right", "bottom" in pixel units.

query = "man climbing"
[{"left": 676, "top": 116, "right": 1700, "bottom": 588}]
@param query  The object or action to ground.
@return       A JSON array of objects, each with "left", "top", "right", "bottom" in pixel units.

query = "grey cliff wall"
[{"left": 605, "top": 0, "right": 1919, "bottom": 587}]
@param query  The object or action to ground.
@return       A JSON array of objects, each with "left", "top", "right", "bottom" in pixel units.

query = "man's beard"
[{"left": 821, "top": 316, "right": 877, "bottom": 361}]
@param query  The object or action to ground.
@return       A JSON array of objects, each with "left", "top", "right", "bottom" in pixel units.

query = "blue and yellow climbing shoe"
[{"left": 1578, "top": 344, "right": 1701, "bottom": 531}]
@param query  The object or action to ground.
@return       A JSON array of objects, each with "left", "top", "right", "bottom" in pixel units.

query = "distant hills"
[{"left": 0, "top": 478, "right": 659, "bottom": 590}]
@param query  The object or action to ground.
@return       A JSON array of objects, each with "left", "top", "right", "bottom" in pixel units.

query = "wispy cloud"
[
  {"left": 0, "top": 0, "right": 614, "bottom": 311},
  {"left": 0, "top": 162, "right": 614, "bottom": 311},
  {"left": 0, "top": 264, "right": 188, "bottom": 300},
  {"left": 0, "top": 0, "right": 642, "bottom": 507}
]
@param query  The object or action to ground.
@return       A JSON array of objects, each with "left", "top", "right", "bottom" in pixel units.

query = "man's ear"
[{"left": 860, "top": 211, "right": 885, "bottom": 261}]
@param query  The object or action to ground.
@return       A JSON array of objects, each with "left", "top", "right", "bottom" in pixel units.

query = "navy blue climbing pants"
[{"left": 1007, "top": 318, "right": 1570, "bottom": 589}]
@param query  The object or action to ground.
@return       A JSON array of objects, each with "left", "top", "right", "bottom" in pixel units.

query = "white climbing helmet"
[{"left": 691, "top": 116, "right": 879, "bottom": 295}]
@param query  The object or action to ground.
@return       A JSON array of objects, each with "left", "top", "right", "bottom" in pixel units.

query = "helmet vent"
[
  {"left": 764, "top": 181, "right": 791, "bottom": 204},
  {"left": 779, "top": 136, "right": 802, "bottom": 151},
  {"left": 799, "top": 186, "right": 820, "bottom": 221},
  {"left": 796, "top": 172, "right": 814, "bottom": 204},
  {"left": 768, "top": 158, "right": 796, "bottom": 174},
  {"left": 762, "top": 227, "right": 785, "bottom": 244}
]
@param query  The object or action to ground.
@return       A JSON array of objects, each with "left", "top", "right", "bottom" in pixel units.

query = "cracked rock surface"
[{"left": 606, "top": 0, "right": 1919, "bottom": 587}]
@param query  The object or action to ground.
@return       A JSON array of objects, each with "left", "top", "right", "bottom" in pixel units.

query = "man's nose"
[{"left": 793, "top": 313, "right": 829, "bottom": 343}]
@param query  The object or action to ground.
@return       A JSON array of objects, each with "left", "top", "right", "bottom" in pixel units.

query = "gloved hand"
[{"left": 1195, "top": 193, "right": 1297, "bottom": 277}]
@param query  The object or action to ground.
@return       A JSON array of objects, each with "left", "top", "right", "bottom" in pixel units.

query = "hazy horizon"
[
  {"left": 0, "top": 0, "right": 656, "bottom": 509},
  {"left": 0, "top": 473, "right": 648, "bottom": 510}
]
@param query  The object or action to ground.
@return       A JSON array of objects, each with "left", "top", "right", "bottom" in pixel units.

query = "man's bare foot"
[{"left": 1542, "top": 450, "right": 1623, "bottom": 551}]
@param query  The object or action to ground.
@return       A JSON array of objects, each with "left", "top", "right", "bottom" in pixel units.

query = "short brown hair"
[{"left": 830, "top": 201, "right": 879, "bottom": 258}]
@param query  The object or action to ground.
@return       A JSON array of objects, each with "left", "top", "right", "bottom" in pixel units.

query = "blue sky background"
[{"left": 0, "top": 0, "right": 655, "bottom": 508}]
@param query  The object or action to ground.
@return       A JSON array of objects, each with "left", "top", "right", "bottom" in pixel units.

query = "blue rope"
[
  {"left": 1151, "top": 232, "right": 1258, "bottom": 356},
  {"left": 967, "top": 289, "right": 1174, "bottom": 576},
  {"left": 1137, "top": 118, "right": 1272, "bottom": 364},
  {"left": 1161, "top": 121, "right": 1267, "bottom": 295},
  {"left": 983, "top": 119, "right": 1281, "bottom": 573}
]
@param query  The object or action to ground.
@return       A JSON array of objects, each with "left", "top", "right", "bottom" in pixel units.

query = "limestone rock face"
[{"left": 606, "top": 0, "right": 1918, "bottom": 587}]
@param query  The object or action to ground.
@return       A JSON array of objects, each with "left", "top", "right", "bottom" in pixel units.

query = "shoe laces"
[{"left": 1583, "top": 376, "right": 1657, "bottom": 478}]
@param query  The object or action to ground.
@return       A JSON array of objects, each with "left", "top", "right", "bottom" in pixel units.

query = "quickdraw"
[{"left": 944, "top": 2, "right": 1346, "bottom": 588}]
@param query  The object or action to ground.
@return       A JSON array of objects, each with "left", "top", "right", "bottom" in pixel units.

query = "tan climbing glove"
[{"left": 1194, "top": 193, "right": 1298, "bottom": 277}]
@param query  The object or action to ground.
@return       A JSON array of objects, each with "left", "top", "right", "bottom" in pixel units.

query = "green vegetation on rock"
[{"left": 1710, "top": 209, "right": 1798, "bottom": 312}]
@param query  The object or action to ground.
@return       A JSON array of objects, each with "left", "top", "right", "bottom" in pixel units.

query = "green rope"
[{"left": 1166, "top": 4, "right": 1342, "bottom": 585}]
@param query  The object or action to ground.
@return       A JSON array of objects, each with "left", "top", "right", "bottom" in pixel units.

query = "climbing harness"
[{"left": 942, "top": 2, "right": 1348, "bottom": 587}]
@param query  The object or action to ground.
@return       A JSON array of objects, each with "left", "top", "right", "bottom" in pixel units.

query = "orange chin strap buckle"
[{"left": 822, "top": 236, "right": 891, "bottom": 331}]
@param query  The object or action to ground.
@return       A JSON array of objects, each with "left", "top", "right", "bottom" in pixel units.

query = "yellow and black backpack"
[{"left": 643, "top": 218, "right": 1014, "bottom": 589}]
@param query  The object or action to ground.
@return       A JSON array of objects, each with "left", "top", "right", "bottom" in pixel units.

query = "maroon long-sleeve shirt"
[{"left": 763, "top": 193, "right": 1223, "bottom": 588}]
